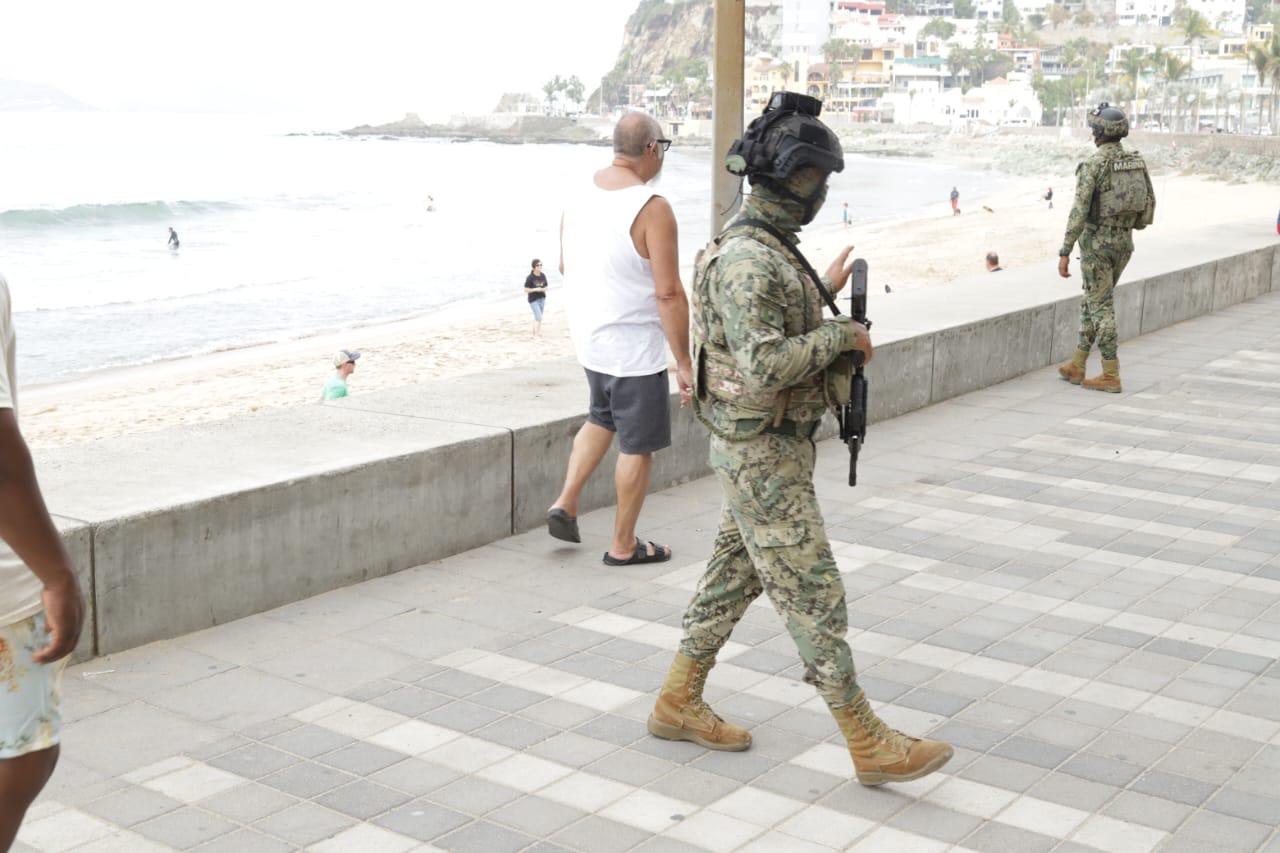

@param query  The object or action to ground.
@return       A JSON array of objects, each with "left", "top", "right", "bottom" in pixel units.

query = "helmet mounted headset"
[{"left": 725, "top": 91, "right": 844, "bottom": 223}]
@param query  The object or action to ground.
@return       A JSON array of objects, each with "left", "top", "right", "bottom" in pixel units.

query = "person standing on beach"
[
  {"left": 167, "top": 227, "right": 180, "bottom": 250},
  {"left": 548, "top": 111, "right": 691, "bottom": 566},
  {"left": 524, "top": 260, "right": 548, "bottom": 338},
  {"left": 0, "top": 272, "right": 86, "bottom": 851},
  {"left": 321, "top": 350, "right": 360, "bottom": 400},
  {"left": 841, "top": 202, "right": 850, "bottom": 228},
  {"left": 950, "top": 186, "right": 960, "bottom": 215},
  {"left": 1045, "top": 186, "right": 1054, "bottom": 209},
  {"left": 646, "top": 93, "right": 952, "bottom": 785},
  {"left": 1057, "top": 103, "right": 1154, "bottom": 394}
]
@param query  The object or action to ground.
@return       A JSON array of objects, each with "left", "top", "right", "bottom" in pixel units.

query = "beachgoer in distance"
[
  {"left": 525, "top": 259, "right": 548, "bottom": 338},
  {"left": 426, "top": 195, "right": 435, "bottom": 213},
  {"left": 986, "top": 252, "right": 1003, "bottom": 272},
  {"left": 950, "top": 186, "right": 960, "bottom": 215},
  {"left": 167, "top": 227, "right": 180, "bottom": 249},
  {"left": 321, "top": 350, "right": 360, "bottom": 400},
  {"left": 0, "top": 272, "right": 86, "bottom": 851},
  {"left": 1045, "top": 187, "right": 1054, "bottom": 209},
  {"left": 549, "top": 111, "right": 691, "bottom": 566},
  {"left": 841, "top": 202, "right": 850, "bottom": 228}
]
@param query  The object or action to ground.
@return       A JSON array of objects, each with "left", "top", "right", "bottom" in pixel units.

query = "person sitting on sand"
[{"left": 321, "top": 350, "right": 360, "bottom": 400}]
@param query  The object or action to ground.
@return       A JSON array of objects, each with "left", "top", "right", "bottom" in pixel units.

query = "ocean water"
[{"left": 0, "top": 112, "right": 1007, "bottom": 385}]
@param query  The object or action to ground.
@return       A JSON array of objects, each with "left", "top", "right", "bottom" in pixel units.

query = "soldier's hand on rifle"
[
  {"left": 825, "top": 245, "right": 856, "bottom": 295},
  {"left": 1058, "top": 256, "right": 1071, "bottom": 279},
  {"left": 843, "top": 320, "right": 874, "bottom": 365}
]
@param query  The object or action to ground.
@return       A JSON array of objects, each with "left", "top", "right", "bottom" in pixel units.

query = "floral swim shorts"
[{"left": 0, "top": 613, "right": 67, "bottom": 760}]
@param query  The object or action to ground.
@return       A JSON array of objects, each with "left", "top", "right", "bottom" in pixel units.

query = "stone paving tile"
[
  {"left": 133, "top": 806, "right": 238, "bottom": 848},
  {"left": 253, "top": 801, "right": 357, "bottom": 846},
  {"left": 22, "top": 296, "right": 1280, "bottom": 853}
]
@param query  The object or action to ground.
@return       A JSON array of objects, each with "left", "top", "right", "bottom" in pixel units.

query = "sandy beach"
[{"left": 21, "top": 171, "right": 1277, "bottom": 450}]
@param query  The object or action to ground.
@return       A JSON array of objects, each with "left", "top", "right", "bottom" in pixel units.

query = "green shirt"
[{"left": 321, "top": 374, "right": 348, "bottom": 400}]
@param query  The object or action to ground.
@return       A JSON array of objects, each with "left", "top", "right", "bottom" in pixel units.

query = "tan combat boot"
[
  {"left": 833, "top": 689, "right": 954, "bottom": 786},
  {"left": 1082, "top": 358, "right": 1121, "bottom": 393},
  {"left": 1057, "top": 348, "right": 1088, "bottom": 385},
  {"left": 647, "top": 653, "right": 751, "bottom": 751}
]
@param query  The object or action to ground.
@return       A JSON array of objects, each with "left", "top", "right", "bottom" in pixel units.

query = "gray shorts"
[{"left": 585, "top": 368, "right": 671, "bottom": 455}]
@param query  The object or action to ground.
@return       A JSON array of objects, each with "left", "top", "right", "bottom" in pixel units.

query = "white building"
[
  {"left": 781, "top": 0, "right": 835, "bottom": 65},
  {"left": 960, "top": 76, "right": 1044, "bottom": 125},
  {"left": 882, "top": 83, "right": 964, "bottom": 124},
  {"left": 1105, "top": 43, "right": 1192, "bottom": 75},
  {"left": 1190, "top": 0, "right": 1245, "bottom": 33},
  {"left": 1012, "top": 0, "right": 1052, "bottom": 18},
  {"left": 974, "top": 0, "right": 1004, "bottom": 19},
  {"left": 1115, "top": 0, "right": 1174, "bottom": 26},
  {"left": 1115, "top": 0, "right": 1244, "bottom": 31},
  {"left": 882, "top": 75, "right": 1042, "bottom": 126}
]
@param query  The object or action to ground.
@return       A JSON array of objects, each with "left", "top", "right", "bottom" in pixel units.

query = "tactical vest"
[
  {"left": 1089, "top": 149, "right": 1154, "bottom": 229},
  {"left": 691, "top": 227, "right": 838, "bottom": 441}
]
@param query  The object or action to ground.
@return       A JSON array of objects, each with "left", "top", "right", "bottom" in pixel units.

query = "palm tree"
[
  {"left": 779, "top": 60, "right": 795, "bottom": 93},
  {"left": 828, "top": 61, "right": 845, "bottom": 111},
  {"left": 1163, "top": 55, "right": 1191, "bottom": 130},
  {"left": 1118, "top": 48, "right": 1148, "bottom": 119},
  {"left": 1180, "top": 9, "right": 1214, "bottom": 54},
  {"left": 1250, "top": 38, "right": 1280, "bottom": 134}
]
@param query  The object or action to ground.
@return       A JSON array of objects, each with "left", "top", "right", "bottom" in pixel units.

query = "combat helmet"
[
  {"left": 1088, "top": 102, "right": 1129, "bottom": 140},
  {"left": 726, "top": 91, "right": 843, "bottom": 222}
]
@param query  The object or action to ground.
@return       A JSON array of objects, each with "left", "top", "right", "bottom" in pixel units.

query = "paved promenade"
[{"left": 18, "top": 291, "right": 1280, "bottom": 852}]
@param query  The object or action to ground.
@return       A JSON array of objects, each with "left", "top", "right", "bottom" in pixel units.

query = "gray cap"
[{"left": 334, "top": 350, "right": 361, "bottom": 367}]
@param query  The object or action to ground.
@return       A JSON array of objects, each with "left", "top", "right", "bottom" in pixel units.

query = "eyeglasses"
[{"left": 650, "top": 138, "right": 672, "bottom": 152}]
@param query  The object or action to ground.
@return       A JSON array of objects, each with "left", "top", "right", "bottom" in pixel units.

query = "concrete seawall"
[{"left": 38, "top": 222, "right": 1277, "bottom": 659}]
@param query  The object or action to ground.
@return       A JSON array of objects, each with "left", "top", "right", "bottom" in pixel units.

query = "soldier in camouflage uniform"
[
  {"left": 1057, "top": 103, "right": 1156, "bottom": 393},
  {"left": 646, "top": 93, "right": 953, "bottom": 787}
]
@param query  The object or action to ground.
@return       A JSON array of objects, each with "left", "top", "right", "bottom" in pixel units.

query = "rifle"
[
  {"left": 839, "top": 260, "right": 870, "bottom": 487},
  {"left": 725, "top": 219, "right": 871, "bottom": 486}
]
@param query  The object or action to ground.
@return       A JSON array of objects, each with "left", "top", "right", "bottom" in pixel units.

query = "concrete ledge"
[
  {"left": 38, "top": 406, "right": 510, "bottom": 654},
  {"left": 53, "top": 516, "right": 95, "bottom": 663},
  {"left": 33, "top": 224, "right": 1278, "bottom": 658}
]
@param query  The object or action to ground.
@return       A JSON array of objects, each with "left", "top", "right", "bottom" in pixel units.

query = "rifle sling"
[{"left": 726, "top": 218, "right": 842, "bottom": 317}]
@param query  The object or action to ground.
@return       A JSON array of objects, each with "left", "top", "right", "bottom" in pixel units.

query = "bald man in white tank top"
[{"left": 548, "top": 112, "right": 692, "bottom": 566}]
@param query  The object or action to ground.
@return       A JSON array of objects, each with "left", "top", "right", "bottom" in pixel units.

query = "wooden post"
[{"left": 711, "top": 0, "right": 746, "bottom": 240}]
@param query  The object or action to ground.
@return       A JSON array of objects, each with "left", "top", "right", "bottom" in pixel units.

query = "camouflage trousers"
[
  {"left": 678, "top": 431, "right": 860, "bottom": 710},
  {"left": 1077, "top": 227, "right": 1132, "bottom": 361}
]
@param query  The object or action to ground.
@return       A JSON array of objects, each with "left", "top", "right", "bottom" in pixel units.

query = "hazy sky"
[{"left": 0, "top": 0, "right": 639, "bottom": 125}]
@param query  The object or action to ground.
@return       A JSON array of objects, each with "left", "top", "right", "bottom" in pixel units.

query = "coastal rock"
[
  {"left": 0, "top": 78, "right": 93, "bottom": 112},
  {"left": 342, "top": 111, "right": 606, "bottom": 145}
]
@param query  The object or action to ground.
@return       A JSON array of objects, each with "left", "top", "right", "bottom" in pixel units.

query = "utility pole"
[{"left": 712, "top": 0, "right": 746, "bottom": 239}]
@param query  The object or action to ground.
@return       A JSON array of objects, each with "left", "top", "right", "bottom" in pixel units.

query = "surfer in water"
[{"left": 167, "top": 227, "right": 180, "bottom": 250}]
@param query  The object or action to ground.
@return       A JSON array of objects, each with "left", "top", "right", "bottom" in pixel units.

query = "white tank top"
[{"left": 562, "top": 183, "right": 668, "bottom": 377}]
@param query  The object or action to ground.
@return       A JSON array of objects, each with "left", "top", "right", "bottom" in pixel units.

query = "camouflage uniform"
[
  {"left": 1060, "top": 141, "right": 1156, "bottom": 361},
  {"left": 679, "top": 186, "right": 864, "bottom": 711}
]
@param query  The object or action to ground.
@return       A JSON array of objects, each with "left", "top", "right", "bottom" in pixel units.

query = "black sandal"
[
  {"left": 547, "top": 507, "right": 581, "bottom": 543},
  {"left": 603, "top": 537, "right": 672, "bottom": 566}
]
